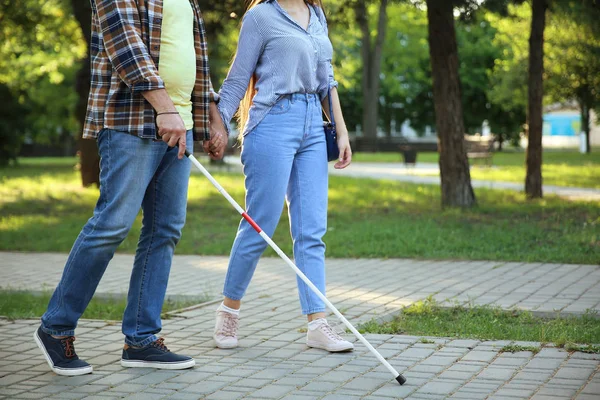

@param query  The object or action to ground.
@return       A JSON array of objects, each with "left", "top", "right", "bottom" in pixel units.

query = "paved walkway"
[
  {"left": 208, "top": 157, "right": 600, "bottom": 201},
  {"left": 1, "top": 253, "right": 599, "bottom": 399}
]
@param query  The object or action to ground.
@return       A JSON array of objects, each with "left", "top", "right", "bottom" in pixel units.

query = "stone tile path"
[
  {"left": 1, "top": 253, "right": 599, "bottom": 399},
  {"left": 3, "top": 253, "right": 599, "bottom": 317}
]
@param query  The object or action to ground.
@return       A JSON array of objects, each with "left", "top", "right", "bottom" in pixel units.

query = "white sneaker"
[
  {"left": 213, "top": 309, "right": 239, "bottom": 349},
  {"left": 306, "top": 319, "right": 354, "bottom": 352}
]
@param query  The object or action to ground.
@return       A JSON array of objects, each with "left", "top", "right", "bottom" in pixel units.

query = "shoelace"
[
  {"left": 61, "top": 337, "right": 76, "bottom": 358},
  {"left": 319, "top": 323, "right": 344, "bottom": 341},
  {"left": 219, "top": 312, "right": 239, "bottom": 337},
  {"left": 151, "top": 338, "right": 170, "bottom": 352}
]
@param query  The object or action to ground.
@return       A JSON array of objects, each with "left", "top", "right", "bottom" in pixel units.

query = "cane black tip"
[
  {"left": 185, "top": 150, "right": 191, "bottom": 157},
  {"left": 396, "top": 374, "right": 407, "bottom": 385}
]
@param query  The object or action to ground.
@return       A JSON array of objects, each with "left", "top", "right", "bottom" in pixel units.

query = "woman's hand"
[{"left": 334, "top": 132, "right": 352, "bottom": 169}]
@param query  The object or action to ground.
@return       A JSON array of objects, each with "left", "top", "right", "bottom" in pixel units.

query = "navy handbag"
[{"left": 323, "top": 87, "right": 340, "bottom": 162}]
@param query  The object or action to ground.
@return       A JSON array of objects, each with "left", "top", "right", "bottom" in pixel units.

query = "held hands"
[
  {"left": 334, "top": 132, "right": 352, "bottom": 169},
  {"left": 157, "top": 112, "right": 187, "bottom": 159},
  {"left": 204, "top": 103, "right": 228, "bottom": 160}
]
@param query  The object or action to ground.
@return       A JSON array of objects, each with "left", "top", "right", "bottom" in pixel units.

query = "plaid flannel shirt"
[{"left": 84, "top": 0, "right": 213, "bottom": 141}]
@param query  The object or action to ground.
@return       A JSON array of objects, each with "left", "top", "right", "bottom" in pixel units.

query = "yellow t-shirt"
[{"left": 159, "top": 0, "right": 196, "bottom": 130}]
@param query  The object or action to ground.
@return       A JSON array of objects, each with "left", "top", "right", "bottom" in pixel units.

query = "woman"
[{"left": 215, "top": 0, "right": 353, "bottom": 352}]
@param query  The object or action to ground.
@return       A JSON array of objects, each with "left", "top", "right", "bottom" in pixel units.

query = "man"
[{"left": 34, "top": 0, "right": 228, "bottom": 376}]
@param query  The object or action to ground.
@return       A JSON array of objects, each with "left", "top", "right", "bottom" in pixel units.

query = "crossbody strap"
[
  {"left": 327, "top": 87, "right": 336, "bottom": 127},
  {"left": 310, "top": 4, "right": 336, "bottom": 127}
]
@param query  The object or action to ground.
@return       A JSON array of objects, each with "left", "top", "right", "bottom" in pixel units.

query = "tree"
[
  {"left": 354, "top": 0, "right": 389, "bottom": 138},
  {"left": 486, "top": 4, "right": 530, "bottom": 149},
  {"left": 546, "top": 2, "right": 600, "bottom": 154},
  {"left": 0, "top": 84, "right": 26, "bottom": 166},
  {"left": 379, "top": 3, "right": 432, "bottom": 136},
  {"left": 0, "top": 0, "right": 86, "bottom": 165},
  {"left": 426, "top": 0, "right": 476, "bottom": 207},
  {"left": 69, "top": 0, "right": 100, "bottom": 187},
  {"left": 525, "top": 0, "right": 547, "bottom": 199}
]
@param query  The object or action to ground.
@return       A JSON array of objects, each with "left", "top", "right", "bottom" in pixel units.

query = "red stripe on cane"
[{"left": 242, "top": 212, "right": 262, "bottom": 233}]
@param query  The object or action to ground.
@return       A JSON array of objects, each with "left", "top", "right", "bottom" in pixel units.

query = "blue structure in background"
[{"left": 543, "top": 113, "right": 580, "bottom": 136}]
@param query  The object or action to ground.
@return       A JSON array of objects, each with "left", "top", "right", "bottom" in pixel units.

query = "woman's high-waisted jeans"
[{"left": 223, "top": 93, "right": 328, "bottom": 314}]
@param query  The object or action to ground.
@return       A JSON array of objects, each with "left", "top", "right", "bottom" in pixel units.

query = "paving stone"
[
  {"left": 121, "top": 393, "right": 165, "bottom": 400},
  {"left": 314, "top": 370, "right": 356, "bottom": 383},
  {"left": 494, "top": 387, "right": 537, "bottom": 398},
  {"left": 530, "top": 395, "right": 572, "bottom": 400},
  {"left": 279, "top": 395, "right": 318, "bottom": 400},
  {"left": 250, "top": 368, "right": 295, "bottom": 380},
  {"left": 526, "top": 357, "right": 564, "bottom": 370},
  {"left": 246, "top": 384, "right": 296, "bottom": 399},
  {"left": 476, "top": 367, "right": 517, "bottom": 381},
  {"left": 513, "top": 369, "right": 553, "bottom": 382},
  {"left": 342, "top": 377, "right": 385, "bottom": 393},
  {"left": 106, "top": 383, "right": 149, "bottom": 393},
  {"left": 450, "top": 389, "right": 492, "bottom": 399},
  {"left": 0, "top": 374, "right": 32, "bottom": 386},
  {"left": 165, "top": 393, "right": 209, "bottom": 400},
  {"left": 438, "top": 370, "right": 477, "bottom": 381},
  {"left": 575, "top": 395, "right": 600, "bottom": 400},
  {"left": 554, "top": 367, "right": 595, "bottom": 380},
  {"left": 166, "top": 372, "right": 213, "bottom": 384},
  {"left": 203, "top": 391, "right": 247, "bottom": 400},
  {"left": 462, "top": 351, "right": 497, "bottom": 363},
  {"left": 416, "top": 380, "right": 462, "bottom": 395}
]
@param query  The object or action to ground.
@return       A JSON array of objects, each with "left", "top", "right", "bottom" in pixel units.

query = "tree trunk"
[
  {"left": 581, "top": 101, "right": 591, "bottom": 154},
  {"left": 71, "top": 0, "right": 100, "bottom": 187},
  {"left": 426, "top": 0, "right": 475, "bottom": 208},
  {"left": 525, "top": 0, "right": 547, "bottom": 199},
  {"left": 355, "top": 0, "right": 388, "bottom": 138}
]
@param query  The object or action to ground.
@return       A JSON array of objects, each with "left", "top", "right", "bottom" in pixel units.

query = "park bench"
[
  {"left": 399, "top": 135, "right": 495, "bottom": 166},
  {"left": 463, "top": 135, "right": 495, "bottom": 166}
]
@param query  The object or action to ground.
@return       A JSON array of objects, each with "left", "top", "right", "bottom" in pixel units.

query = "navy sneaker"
[
  {"left": 34, "top": 327, "right": 93, "bottom": 376},
  {"left": 121, "top": 338, "right": 195, "bottom": 370}
]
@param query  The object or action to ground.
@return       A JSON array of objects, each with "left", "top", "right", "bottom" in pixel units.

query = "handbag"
[{"left": 323, "top": 87, "right": 340, "bottom": 162}]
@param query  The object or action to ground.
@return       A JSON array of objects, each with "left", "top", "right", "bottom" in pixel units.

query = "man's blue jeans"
[
  {"left": 41, "top": 129, "right": 192, "bottom": 347},
  {"left": 223, "top": 93, "right": 328, "bottom": 315}
]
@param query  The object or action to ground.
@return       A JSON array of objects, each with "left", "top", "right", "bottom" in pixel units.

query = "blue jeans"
[
  {"left": 223, "top": 93, "right": 328, "bottom": 315},
  {"left": 41, "top": 129, "right": 193, "bottom": 346}
]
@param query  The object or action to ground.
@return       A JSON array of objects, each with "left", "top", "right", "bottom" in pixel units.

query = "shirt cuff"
[
  {"left": 129, "top": 76, "right": 165, "bottom": 93},
  {"left": 320, "top": 80, "right": 339, "bottom": 101}
]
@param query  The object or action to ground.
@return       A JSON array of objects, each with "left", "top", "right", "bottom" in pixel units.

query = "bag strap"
[
  {"left": 327, "top": 86, "right": 335, "bottom": 127},
  {"left": 310, "top": 4, "right": 336, "bottom": 127}
]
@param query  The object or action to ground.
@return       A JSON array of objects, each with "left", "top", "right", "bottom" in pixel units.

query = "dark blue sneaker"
[
  {"left": 121, "top": 338, "right": 195, "bottom": 370},
  {"left": 34, "top": 327, "right": 93, "bottom": 376}
]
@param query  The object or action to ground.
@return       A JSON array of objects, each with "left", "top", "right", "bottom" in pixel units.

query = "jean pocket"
[{"left": 267, "top": 96, "right": 292, "bottom": 115}]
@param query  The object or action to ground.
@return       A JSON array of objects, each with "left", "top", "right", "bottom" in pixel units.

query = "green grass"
[
  {"left": 0, "top": 289, "right": 209, "bottom": 320},
  {"left": 500, "top": 344, "right": 541, "bottom": 354},
  {"left": 353, "top": 150, "right": 600, "bottom": 188},
  {"left": 1, "top": 157, "right": 599, "bottom": 264},
  {"left": 359, "top": 298, "right": 600, "bottom": 347}
]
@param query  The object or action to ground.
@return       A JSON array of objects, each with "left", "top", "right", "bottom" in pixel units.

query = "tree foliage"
[{"left": 0, "top": 0, "right": 85, "bottom": 164}]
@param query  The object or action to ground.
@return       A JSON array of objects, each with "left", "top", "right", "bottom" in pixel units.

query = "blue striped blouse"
[{"left": 217, "top": 0, "right": 338, "bottom": 136}]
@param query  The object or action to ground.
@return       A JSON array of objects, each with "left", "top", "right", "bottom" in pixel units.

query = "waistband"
[{"left": 285, "top": 93, "right": 320, "bottom": 103}]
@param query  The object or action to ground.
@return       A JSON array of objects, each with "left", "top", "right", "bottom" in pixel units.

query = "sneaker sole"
[
  {"left": 213, "top": 337, "right": 238, "bottom": 349},
  {"left": 33, "top": 330, "right": 93, "bottom": 376},
  {"left": 120, "top": 358, "right": 196, "bottom": 370},
  {"left": 306, "top": 340, "right": 354, "bottom": 353}
]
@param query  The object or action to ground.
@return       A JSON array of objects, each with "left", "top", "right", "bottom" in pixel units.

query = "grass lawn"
[
  {"left": 353, "top": 149, "right": 600, "bottom": 188},
  {"left": 359, "top": 298, "right": 600, "bottom": 351},
  {"left": 0, "top": 289, "right": 207, "bottom": 320},
  {"left": 1, "top": 157, "right": 599, "bottom": 264}
]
